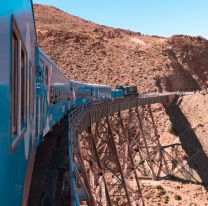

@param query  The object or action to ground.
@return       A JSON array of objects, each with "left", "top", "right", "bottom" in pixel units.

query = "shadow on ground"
[{"left": 165, "top": 104, "right": 208, "bottom": 187}]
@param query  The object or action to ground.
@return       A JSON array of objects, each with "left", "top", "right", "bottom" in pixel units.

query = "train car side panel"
[
  {"left": 0, "top": 1, "right": 37, "bottom": 205},
  {"left": 37, "top": 49, "right": 70, "bottom": 139}
]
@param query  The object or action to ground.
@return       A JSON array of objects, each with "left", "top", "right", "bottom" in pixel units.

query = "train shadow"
[{"left": 165, "top": 104, "right": 208, "bottom": 188}]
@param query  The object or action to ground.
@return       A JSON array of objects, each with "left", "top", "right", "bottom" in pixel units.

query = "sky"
[{"left": 33, "top": 0, "right": 208, "bottom": 39}]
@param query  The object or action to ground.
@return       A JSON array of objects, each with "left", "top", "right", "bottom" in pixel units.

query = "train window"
[
  {"left": 45, "top": 66, "right": 49, "bottom": 85},
  {"left": 58, "top": 88, "right": 61, "bottom": 102},
  {"left": 50, "top": 86, "right": 53, "bottom": 104},
  {"left": 11, "top": 20, "right": 28, "bottom": 145},
  {"left": 39, "top": 60, "right": 44, "bottom": 81},
  {"left": 60, "top": 89, "right": 62, "bottom": 102},
  {"left": 39, "top": 59, "right": 44, "bottom": 69},
  {"left": 54, "top": 87, "right": 57, "bottom": 103},
  {"left": 20, "top": 48, "right": 27, "bottom": 129},
  {"left": 11, "top": 30, "right": 19, "bottom": 135},
  {"left": 29, "top": 63, "right": 35, "bottom": 119}
]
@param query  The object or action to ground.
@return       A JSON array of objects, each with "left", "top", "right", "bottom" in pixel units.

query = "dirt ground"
[{"left": 143, "top": 93, "right": 208, "bottom": 206}]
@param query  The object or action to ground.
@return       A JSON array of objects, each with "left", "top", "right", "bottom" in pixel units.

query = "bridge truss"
[{"left": 68, "top": 94, "right": 197, "bottom": 206}]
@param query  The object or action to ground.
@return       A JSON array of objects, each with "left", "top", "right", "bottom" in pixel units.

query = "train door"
[
  {"left": 36, "top": 60, "right": 44, "bottom": 140},
  {"left": 36, "top": 59, "right": 50, "bottom": 138},
  {"left": 42, "top": 64, "right": 49, "bottom": 134}
]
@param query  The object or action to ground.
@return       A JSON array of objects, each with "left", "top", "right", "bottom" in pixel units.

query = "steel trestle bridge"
[{"left": 67, "top": 92, "right": 198, "bottom": 206}]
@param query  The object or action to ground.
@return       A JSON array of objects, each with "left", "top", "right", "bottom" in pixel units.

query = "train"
[{"left": 0, "top": 1, "right": 138, "bottom": 205}]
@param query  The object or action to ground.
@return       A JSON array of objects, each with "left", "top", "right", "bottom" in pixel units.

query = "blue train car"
[
  {"left": 70, "top": 80, "right": 93, "bottom": 108},
  {"left": 36, "top": 49, "right": 70, "bottom": 141},
  {"left": 111, "top": 90, "right": 123, "bottom": 99},
  {"left": 115, "top": 85, "right": 138, "bottom": 96},
  {"left": 49, "top": 83, "right": 70, "bottom": 128},
  {"left": 0, "top": 1, "right": 37, "bottom": 205},
  {"left": 91, "top": 84, "right": 112, "bottom": 100},
  {"left": 70, "top": 81, "right": 112, "bottom": 108}
]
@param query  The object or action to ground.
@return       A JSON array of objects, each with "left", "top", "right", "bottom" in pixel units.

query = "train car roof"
[
  {"left": 70, "top": 80, "right": 89, "bottom": 84},
  {"left": 38, "top": 47, "right": 69, "bottom": 80},
  {"left": 89, "top": 83, "right": 111, "bottom": 88},
  {"left": 51, "top": 83, "right": 69, "bottom": 87},
  {"left": 70, "top": 80, "right": 110, "bottom": 88}
]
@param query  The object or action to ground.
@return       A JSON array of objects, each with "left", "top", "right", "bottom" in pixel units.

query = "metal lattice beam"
[{"left": 68, "top": 93, "right": 193, "bottom": 206}]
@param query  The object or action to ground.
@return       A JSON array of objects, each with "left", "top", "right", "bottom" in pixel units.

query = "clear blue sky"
[{"left": 33, "top": 0, "right": 208, "bottom": 39}]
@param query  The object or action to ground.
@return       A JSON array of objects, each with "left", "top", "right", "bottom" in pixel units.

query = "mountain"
[
  {"left": 34, "top": 4, "right": 208, "bottom": 205},
  {"left": 34, "top": 4, "right": 208, "bottom": 92}
]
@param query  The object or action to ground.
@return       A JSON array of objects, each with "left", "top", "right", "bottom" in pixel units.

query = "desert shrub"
[
  {"left": 156, "top": 185, "right": 166, "bottom": 195},
  {"left": 174, "top": 194, "right": 182, "bottom": 200},
  {"left": 168, "top": 124, "right": 178, "bottom": 135},
  {"left": 156, "top": 185, "right": 163, "bottom": 190},
  {"left": 164, "top": 196, "right": 170, "bottom": 204}
]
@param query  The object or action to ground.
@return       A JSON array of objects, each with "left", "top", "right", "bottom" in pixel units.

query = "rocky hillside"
[
  {"left": 34, "top": 4, "right": 208, "bottom": 92},
  {"left": 34, "top": 4, "right": 208, "bottom": 206}
]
